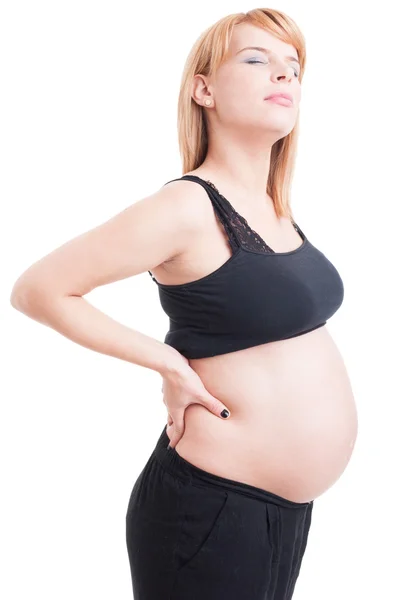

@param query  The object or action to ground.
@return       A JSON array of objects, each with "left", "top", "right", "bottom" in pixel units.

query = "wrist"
[{"left": 157, "top": 347, "right": 190, "bottom": 378}]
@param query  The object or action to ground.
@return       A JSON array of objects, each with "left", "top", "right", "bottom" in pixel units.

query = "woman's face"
[{"left": 201, "top": 23, "right": 301, "bottom": 140}]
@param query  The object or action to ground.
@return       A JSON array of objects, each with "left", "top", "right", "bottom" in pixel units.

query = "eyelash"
[{"left": 246, "top": 59, "right": 299, "bottom": 78}]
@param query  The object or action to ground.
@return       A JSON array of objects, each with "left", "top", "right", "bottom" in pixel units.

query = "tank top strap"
[
  {"left": 162, "top": 175, "right": 241, "bottom": 253},
  {"left": 147, "top": 175, "right": 240, "bottom": 284},
  {"left": 291, "top": 219, "right": 305, "bottom": 240}
]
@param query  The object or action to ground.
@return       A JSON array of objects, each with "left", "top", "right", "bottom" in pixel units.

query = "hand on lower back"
[{"left": 161, "top": 361, "right": 231, "bottom": 449}]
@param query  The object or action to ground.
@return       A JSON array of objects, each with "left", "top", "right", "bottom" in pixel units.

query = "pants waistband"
[{"left": 154, "top": 424, "right": 313, "bottom": 510}]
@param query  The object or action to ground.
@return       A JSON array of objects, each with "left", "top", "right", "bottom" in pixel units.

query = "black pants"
[{"left": 126, "top": 424, "right": 314, "bottom": 600}]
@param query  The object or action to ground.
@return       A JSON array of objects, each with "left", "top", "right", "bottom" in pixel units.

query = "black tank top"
[{"left": 148, "top": 175, "right": 344, "bottom": 359}]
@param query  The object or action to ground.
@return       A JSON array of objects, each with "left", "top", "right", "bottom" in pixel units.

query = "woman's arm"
[
  {"left": 9, "top": 181, "right": 203, "bottom": 377},
  {"left": 11, "top": 291, "right": 187, "bottom": 376}
]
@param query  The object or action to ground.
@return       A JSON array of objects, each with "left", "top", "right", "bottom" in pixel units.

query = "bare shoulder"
[
  {"left": 157, "top": 177, "right": 211, "bottom": 229},
  {"left": 10, "top": 177, "right": 212, "bottom": 304}
]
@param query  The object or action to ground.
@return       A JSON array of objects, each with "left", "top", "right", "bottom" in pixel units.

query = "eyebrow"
[{"left": 236, "top": 46, "right": 300, "bottom": 66}]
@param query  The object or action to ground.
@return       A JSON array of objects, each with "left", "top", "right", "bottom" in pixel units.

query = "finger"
[
  {"left": 201, "top": 394, "right": 231, "bottom": 420},
  {"left": 167, "top": 416, "right": 185, "bottom": 449},
  {"left": 167, "top": 413, "right": 173, "bottom": 426}
]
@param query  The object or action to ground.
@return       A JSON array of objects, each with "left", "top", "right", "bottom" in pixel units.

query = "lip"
[{"left": 265, "top": 93, "right": 293, "bottom": 104}]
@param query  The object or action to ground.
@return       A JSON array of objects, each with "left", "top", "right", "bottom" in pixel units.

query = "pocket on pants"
[{"left": 174, "top": 483, "right": 230, "bottom": 574}]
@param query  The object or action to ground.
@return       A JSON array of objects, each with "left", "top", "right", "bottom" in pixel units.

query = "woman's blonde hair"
[{"left": 177, "top": 8, "right": 307, "bottom": 219}]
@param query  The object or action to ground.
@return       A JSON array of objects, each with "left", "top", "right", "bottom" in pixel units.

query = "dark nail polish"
[
  {"left": 220, "top": 409, "right": 230, "bottom": 418},
  {"left": 167, "top": 443, "right": 171, "bottom": 450}
]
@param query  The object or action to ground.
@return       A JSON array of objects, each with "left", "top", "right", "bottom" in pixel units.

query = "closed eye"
[{"left": 246, "top": 59, "right": 299, "bottom": 77}]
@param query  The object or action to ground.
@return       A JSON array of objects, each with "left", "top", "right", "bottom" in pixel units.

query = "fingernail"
[
  {"left": 220, "top": 409, "right": 230, "bottom": 418},
  {"left": 167, "top": 443, "right": 171, "bottom": 450}
]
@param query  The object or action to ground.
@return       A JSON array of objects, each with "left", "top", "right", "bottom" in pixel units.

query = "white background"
[{"left": 2, "top": 1, "right": 397, "bottom": 598}]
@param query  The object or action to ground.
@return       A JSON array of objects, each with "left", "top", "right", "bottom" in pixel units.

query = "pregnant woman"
[{"left": 10, "top": 8, "right": 358, "bottom": 600}]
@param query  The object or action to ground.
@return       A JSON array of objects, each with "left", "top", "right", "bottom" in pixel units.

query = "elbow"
[
  {"left": 10, "top": 281, "right": 38, "bottom": 314},
  {"left": 10, "top": 276, "right": 27, "bottom": 311},
  {"left": 10, "top": 290, "right": 21, "bottom": 310},
  {"left": 10, "top": 273, "right": 49, "bottom": 315}
]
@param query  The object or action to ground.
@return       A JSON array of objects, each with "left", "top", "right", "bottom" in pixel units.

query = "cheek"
[
  {"left": 217, "top": 92, "right": 251, "bottom": 120},
  {"left": 216, "top": 73, "right": 262, "bottom": 113},
  {"left": 216, "top": 71, "right": 239, "bottom": 97}
]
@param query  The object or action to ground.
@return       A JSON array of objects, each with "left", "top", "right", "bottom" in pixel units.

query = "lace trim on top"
[
  {"left": 204, "top": 179, "right": 301, "bottom": 254},
  {"left": 204, "top": 179, "right": 275, "bottom": 253},
  {"left": 147, "top": 175, "right": 303, "bottom": 283}
]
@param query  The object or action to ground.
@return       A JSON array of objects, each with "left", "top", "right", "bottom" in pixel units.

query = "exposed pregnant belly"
[{"left": 173, "top": 325, "right": 358, "bottom": 504}]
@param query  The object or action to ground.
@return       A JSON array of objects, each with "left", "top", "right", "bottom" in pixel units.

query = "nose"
[{"left": 271, "top": 63, "right": 294, "bottom": 83}]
